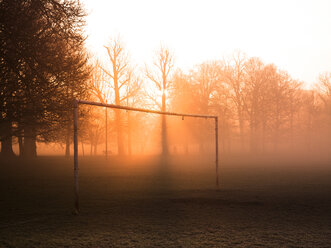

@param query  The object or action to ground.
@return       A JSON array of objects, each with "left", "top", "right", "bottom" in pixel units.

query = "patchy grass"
[{"left": 0, "top": 155, "right": 331, "bottom": 247}]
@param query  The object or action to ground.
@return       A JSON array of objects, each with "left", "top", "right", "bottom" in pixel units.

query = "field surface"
[{"left": 0, "top": 155, "right": 331, "bottom": 247}]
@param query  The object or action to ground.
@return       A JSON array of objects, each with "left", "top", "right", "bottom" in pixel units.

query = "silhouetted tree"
[
  {"left": 223, "top": 52, "right": 247, "bottom": 150},
  {"left": 169, "top": 69, "right": 195, "bottom": 154},
  {"left": 191, "top": 61, "right": 222, "bottom": 153},
  {"left": 316, "top": 72, "right": 331, "bottom": 107},
  {"left": 123, "top": 76, "right": 141, "bottom": 155},
  {"left": 145, "top": 46, "right": 174, "bottom": 155},
  {"left": 90, "top": 60, "right": 111, "bottom": 104},
  {"left": 0, "top": 0, "right": 89, "bottom": 157},
  {"left": 315, "top": 72, "right": 331, "bottom": 153},
  {"left": 103, "top": 37, "right": 137, "bottom": 155}
]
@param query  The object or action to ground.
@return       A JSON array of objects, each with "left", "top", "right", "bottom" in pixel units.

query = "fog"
[{"left": 25, "top": 105, "right": 331, "bottom": 167}]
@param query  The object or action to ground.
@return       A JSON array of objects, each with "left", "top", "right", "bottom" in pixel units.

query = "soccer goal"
[{"left": 72, "top": 99, "right": 219, "bottom": 214}]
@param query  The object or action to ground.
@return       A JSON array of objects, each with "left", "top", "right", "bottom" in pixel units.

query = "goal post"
[{"left": 73, "top": 99, "right": 219, "bottom": 214}]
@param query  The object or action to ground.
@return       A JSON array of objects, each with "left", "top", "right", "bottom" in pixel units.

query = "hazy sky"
[{"left": 83, "top": 0, "right": 331, "bottom": 88}]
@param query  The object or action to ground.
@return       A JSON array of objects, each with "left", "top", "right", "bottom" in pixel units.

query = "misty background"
[{"left": 0, "top": 0, "right": 331, "bottom": 163}]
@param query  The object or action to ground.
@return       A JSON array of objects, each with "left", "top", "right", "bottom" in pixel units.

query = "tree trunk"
[
  {"left": 17, "top": 125, "right": 24, "bottom": 157},
  {"left": 18, "top": 135, "right": 24, "bottom": 157},
  {"left": 65, "top": 121, "right": 70, "bottom": 158},
  {"left": 161, "top": 92, "right": 168, "bottom": 156},
  {"left": 1, "top": 138, "right": 15, "bottom": 157},
  {"left": 238, "top": 108, "right": 245, "bottom": 151},
  {"left": 113, "top": 66, "right": 125, "bottom": 155},
  {"left": 93, "top": 142, "right": 97, "bottom": 155},
  {"left": 115, "top": 109, "right": 124, "bottom": 155},
  {"left": 249, "top": 112, "right": 257, "bottom": 154},
  {"left": 290, "top": 100, "right": 294, "bottom": 150},
  {"left": 127, "top": 112, "right": 132, "bottom": 156},
  {"left": 23, "top": 126, "right": 37, "bottom": 158},
  {"left": 1, "top": 122, "right": 15, "bottom": 158},
  {"left": 1, "top": 121, "right": 15, "bottom": 157},
  {"left": 81, "top": 142, "right": 85, "bottom": 156}
]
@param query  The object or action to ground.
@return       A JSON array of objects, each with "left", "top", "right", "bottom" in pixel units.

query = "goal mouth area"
[{"left": 72, "top": 99, "right": 219, "bottom": 213}]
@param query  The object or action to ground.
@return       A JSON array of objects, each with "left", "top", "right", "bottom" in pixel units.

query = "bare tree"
[
  {"left": 315, "top": 72, "right": 331, "bottom": 152},
  {"left": 190, "top": 61, "right": 222, "bottom": 153},
  {"left": 145, "top": 46, "right": 174, "bottom": 155},
  {"left": 90, "top": 60, "right": 112, "bottom": 104},
  {"left": 244, "top": 57, "right": 268, "bottom": 153},
  {"left": 124, "top": 76, "right": 141, "bottom": 155},
  {"left": 316, "top": 72, "right": 331, "bottom": 106},
  {"left": 103, "top": 37, "right": 133, "bottom": 155},
  {"left": 223, "top": 51, "right": 247, "bottom": 150}
]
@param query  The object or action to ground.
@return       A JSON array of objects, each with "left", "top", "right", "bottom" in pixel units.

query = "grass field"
[{"left": 0, "top": 155, "right": 331, "bottom": 247}]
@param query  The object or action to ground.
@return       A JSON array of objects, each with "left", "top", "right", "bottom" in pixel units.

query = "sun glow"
[
  {"left": 157, "top": 89, "right": 168, "bottom": 106},
  {"left": 83, "top": 0, "right": 331, "bottom": 88},
  {"left": 142, "top": 82, "right": 169, "bottom": 110}
]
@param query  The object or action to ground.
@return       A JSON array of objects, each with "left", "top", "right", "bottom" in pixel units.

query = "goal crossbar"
[
  {"left": 73, "top": 99, "right": 219, "bottom": 214},
  {"left": 77, "top": 99, "right": 218, "bottom": 119}
]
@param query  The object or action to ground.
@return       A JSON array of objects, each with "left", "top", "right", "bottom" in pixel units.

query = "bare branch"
[{"left": 98, "top": 64, "right": 114, "bottom": 80}]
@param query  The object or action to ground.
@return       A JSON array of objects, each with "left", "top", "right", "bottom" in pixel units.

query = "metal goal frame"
[{"left": 73, "top": 99, "right": 219, "bottom": 214}]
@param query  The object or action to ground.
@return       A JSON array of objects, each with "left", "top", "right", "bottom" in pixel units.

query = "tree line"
[
  {"left": 1, "top": 1, "right": 330, "bottom": 158},
  {"left": 0, "top": 0, "right": 89, "bottom": 158},
  {"left": 83, "top": 41, "right": 331, "bottom": 157}
]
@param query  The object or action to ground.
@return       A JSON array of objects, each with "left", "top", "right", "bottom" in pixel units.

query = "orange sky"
[{"left": 82, "top": 0, "right": 331, "bottom": 89}]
